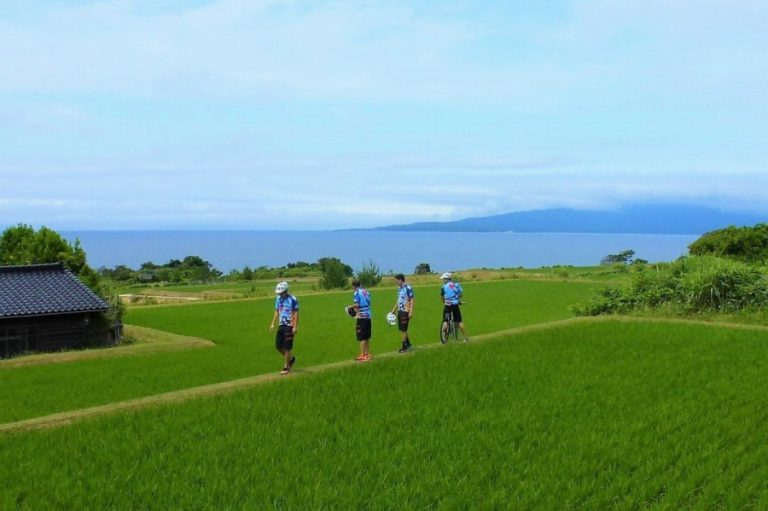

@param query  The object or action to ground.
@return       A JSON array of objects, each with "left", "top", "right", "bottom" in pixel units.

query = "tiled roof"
[{"left": 0, "top": 263, "right": 108, "bottom": 318}]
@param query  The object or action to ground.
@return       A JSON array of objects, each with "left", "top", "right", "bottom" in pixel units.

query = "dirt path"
[{"left": 2, "top": 316, "right": 766, "bottom": 434}]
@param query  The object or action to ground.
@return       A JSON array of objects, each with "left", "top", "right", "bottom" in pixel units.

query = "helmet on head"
[
  {"left": 441, "top": 272, "right": 452, "bottom": 280},
  {"left": 386, "top": 312, "right": 397, "bottom": 326},
  {"left": 275, "top": 281, "right": 289, "bottom": 294}
]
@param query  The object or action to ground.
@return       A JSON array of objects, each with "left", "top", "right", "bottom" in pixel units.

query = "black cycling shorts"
[
  {"left": 275, "top": 325, "right": 294, "bottom": 351},
  {"left": 443, "top": 304, "right": 462, "bottom": 324},
  {"left": 356, "top": 318, "right": 372, "bottom": 341},
  {"left": 398, "top": 310, "right": 410, "bottom": 332}
]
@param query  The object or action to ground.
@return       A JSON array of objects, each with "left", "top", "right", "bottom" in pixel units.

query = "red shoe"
[
  {"left": 364, "top": 353, "right": 373, "bottom": 360},
  {"left": 354, "top": 355, "right": 367, "bottom": 361}
]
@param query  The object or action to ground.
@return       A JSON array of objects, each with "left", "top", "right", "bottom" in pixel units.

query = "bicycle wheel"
[{"left": 440, "top": 320, "right": 449, "bottom": 344}]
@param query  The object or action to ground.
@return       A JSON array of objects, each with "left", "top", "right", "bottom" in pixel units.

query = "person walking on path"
[
  {"left": 391, "top": 273, "right": 415, "bottom": 353},
  {"left": 269, "top": 281, "right": 299, "bottom": 374},
  {"left": 440, "top": 272, "right": 468, "bottom": 342},
  {"left": 349, "top": 279, "right": 373, "bottom": 361}
]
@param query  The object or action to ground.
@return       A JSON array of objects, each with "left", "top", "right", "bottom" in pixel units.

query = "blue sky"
[{"left": 1, "top": 0, "right": 766, "bottom": 230}]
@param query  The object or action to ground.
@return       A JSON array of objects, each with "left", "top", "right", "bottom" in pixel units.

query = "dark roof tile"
[{"left": 0, "top": 263, "right": 108, "bottom": 318}]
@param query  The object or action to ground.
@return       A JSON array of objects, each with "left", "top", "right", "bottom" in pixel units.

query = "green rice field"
[
  {"left": 2, "top": 318, "right": 768, "bottom": 509},
  {"left": 0, "top": 280, "right": 597, "bottom": 422},
  {"left": 2, "top": 277, "right": 767, "bottom": 509}
]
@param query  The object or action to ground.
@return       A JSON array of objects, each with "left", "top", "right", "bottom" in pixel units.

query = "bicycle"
[{"left": 439, "top": 301, "right": 465, "bottom": 344}]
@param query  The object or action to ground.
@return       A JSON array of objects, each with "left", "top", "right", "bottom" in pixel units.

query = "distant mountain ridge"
[{"left": 370, "top": 205, "right": 766, "bottom": 235}]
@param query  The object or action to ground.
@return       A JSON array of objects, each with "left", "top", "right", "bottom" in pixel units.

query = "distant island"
[{"left": 366, "top": 204, "right": 766, "bottom": 235}]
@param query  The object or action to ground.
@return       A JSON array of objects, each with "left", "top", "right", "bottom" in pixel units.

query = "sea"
[{"left": 61, "top": 231, "right": 699, "bottom": 274}]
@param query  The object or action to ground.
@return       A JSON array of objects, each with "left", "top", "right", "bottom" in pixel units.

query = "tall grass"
[
  {"left": 574, "top": 256, "right": 768, "bottom": 316},
  {"left": 2, "top": 319, "right": 767, "bottom": 509}
]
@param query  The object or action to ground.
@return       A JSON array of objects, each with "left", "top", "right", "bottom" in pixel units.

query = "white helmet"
[
  {"left": 275, "top": 281, "right": 289, "bottom": 294},
  {"left": 386, "top": 312, "right": 397, "bottom": 326},
  {"left": 441, "top": 272, "right": 452, "bottom": 280}
]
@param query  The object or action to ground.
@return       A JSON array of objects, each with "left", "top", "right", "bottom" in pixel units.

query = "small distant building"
[{"left": 0, "top": 263, "right": 118, "bottom": 359}]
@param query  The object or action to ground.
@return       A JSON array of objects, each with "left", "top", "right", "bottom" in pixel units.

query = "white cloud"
[
  {"left": 2, "top": 0, "right": 766, "bottom": 107},
  {"left": 1, "top": 1, "right": 766, "bottom": 229},
  {"left": 0, "top": 1, "right": 490, "bottom": 101}
]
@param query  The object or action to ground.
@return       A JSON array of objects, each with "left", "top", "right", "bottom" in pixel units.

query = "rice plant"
[{"left": 2, "top": 319, "right": 767, "bottom": 509}]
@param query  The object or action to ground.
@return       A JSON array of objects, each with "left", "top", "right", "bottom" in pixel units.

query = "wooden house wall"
[{"left": 0, "top": 312, "right": 111, "bottom": 358}]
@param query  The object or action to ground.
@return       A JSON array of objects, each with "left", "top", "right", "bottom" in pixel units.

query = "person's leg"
[
  {"left": 441, "top": 307, "right": 451, "bottom": 339},
  {"left": 356, "top": 320, "right": 362, "bottom": 355},
  {"left": 278, "top": 327, "right": 296, "bottom": 372},
  {"left": 453, "top": 306, "right": 467, "bottom": 341},
  {"left": 355, "top": 320, "right": 366, "bottom": 360},
  {"left": 285, "top": 328, "right": 295, "bottom": 367},
  {"left": 278, "top": 340, "right": 290, "bottom": 374},
  {"left": 356, "top": 320, "right": 372, "bottom": 360},
  {"left": 399, "top": 332, "right": 411, "bottom": 353},
  {"left": 355, "top": 341, "right": 368, "bottom": 361},
  {"left": 399, "top": 312, "right": 411, "bottom": 347},
  {"left": 363, "top": 320, "right": 372, "bottom": 358},
  {"left": 275, "top": 331, "right": 285, "bottom": 361}
]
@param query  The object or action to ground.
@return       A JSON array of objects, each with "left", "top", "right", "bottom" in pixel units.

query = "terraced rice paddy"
[{"left": 2, "top": 278, "right": 767, "bottom": 509}]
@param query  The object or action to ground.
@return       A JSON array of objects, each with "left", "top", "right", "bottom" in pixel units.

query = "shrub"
[
  {"left": 355, "top": 259, "right": 383, "bottom": 288},
  {"left": 574, "top": 255, "right": 768, "bottom": 316},
  {"left": 319, "top": 258, "right": 352, "bottom": 290},
  {"left": 571, "top": 287, "right": 637, "bottom": 316},
  {"left": 414, "top": 262, "right": 432, "bottom": 275},
  {"left": 600, "top": 249, "right": 635, "bottom": 266}
]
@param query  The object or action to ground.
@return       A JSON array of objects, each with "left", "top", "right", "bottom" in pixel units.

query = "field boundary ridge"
[{"left": 0, "top": 325, "right": 215, "bottom": 369}]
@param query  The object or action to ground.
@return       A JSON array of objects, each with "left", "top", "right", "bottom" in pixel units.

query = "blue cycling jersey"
[
  {"left": 353, "top": 287, "right": 372, "bottom": 318},
  {"left": 274, "top": 294, "right": 299, "bottom": 326},
  {"left": 397, "top": 284, "right": 414, "bottom": 311},
  {"left": 441, "top": 282, "right": 462, "bottom": 305}
]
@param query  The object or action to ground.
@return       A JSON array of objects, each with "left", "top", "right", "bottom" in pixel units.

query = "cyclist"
[
  {"left": 349, "top": 279, "right": 373, "bottom": 361},
  {"left": 440, "top": 272, "right": 467, "bottom": 342},
  {"left": 390, "top": 273, "right": 414, "bottom": 353},
  {"left": 269, "top": 281, "right": 299, "bottom": 374}
]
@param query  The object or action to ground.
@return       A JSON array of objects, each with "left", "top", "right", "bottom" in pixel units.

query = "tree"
[
  {"left": 414, "top": 262, "right": 432, "bottom": 274},
  {"left": 99, "top": 265, "right": 135, "bottom": 282},
  {"left": 0, "top": 223, "right": 35, "bottom": 265},
  {"left": 601, "top": 249, "right": 635, "bottom": 266},
  {"left": 0, "top": 224, "right": 100, "bottom": 290},
  {"left": 131, "top": 256, "right": 221, "bottom": 283},
  {"left": 688, "top": 223, "right": 768, "bottom": 262},
  {"left": 318, "top": 257, "right": 352, "bottom": 289},
  {"left": 178, "top": 255, "right": 221, "bottom": 282},
  {"left": 355, "top": 259, "right": 383, "bottom": 288},
  {"left": 318, "top": 257, "right": 352, "bottom": 277}
]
